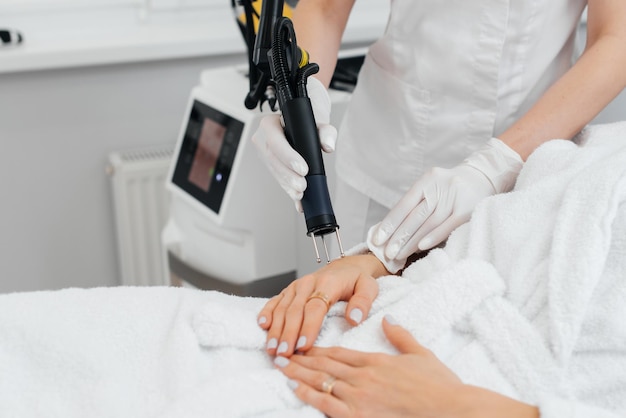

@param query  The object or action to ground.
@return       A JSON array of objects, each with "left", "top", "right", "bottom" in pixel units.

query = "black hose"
[
  {"left": 297, "top": 63, "right": 320, "bottom": 98},
  {"left": 271, "top": 17, "right": 295, "bottom": 106}
]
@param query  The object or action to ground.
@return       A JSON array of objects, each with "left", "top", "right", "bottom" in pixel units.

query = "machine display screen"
[
  {"left": 172, "top": 100, "right": 244, "bottom": 214},
  {"left": 188, "top": 118, "right": 226, "bottom": 192}
]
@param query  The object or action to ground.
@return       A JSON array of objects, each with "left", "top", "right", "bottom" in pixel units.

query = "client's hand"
[
  {"left": 257, "top": 253, "right": 388, "bottom": 357},
  {"left": 273, "top": 316, "right": 464, "bottom": 417},
  {"left": 274, "top": 317, "right": 540, "bottom": 418}
]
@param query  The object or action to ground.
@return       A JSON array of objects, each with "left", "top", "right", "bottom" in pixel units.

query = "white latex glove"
[
  {"left": 251, "top": 77, "right": 337, "bottom": 212},
  {"left": 368, "top": 138, "right": 524, "bottom": 273}
]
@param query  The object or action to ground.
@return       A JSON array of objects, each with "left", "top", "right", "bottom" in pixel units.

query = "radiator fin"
[{"left": 108, "top": 146, "right": 174, "bottom": 286}]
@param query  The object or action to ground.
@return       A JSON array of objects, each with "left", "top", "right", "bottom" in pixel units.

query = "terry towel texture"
[{"left": 0, "top": 122, "right": 625, "bottom": 417}]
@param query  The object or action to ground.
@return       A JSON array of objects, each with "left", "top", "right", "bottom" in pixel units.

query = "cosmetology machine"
[{"left": 162, "top": 0, "right": 364, "bottom": 296}]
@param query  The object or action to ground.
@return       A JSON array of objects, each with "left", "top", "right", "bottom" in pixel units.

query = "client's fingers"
[
  {"left": 275, "top": 353, "right": 352, "bottom": 391},
  {"left": 381, "top": 315, "right": 424, "bottom": 355},
  {"left": 257, "top": 293, "right": 282, "bottom": 329},
  {"left": 275, "top": 281, "right": 316, "bottom": 357},
  {"left": 306, "top": 346, "right": 372, "bottom": 368},
  {"left": 273, "top": 354, "right": 351, "bottom": 417},
  {"left": 264, "top": 288, "right": 296, "bottom": 355},
  {"left": 345, "top": 276, "right": 378, "bottom": 326},
  {"left": 295, "top": 292, "right": 334, "bottom": 351}
]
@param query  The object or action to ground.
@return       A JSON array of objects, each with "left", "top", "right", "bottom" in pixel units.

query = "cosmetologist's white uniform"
[{"left": 332, "top": 0, "right": 587, "bottom": 248}]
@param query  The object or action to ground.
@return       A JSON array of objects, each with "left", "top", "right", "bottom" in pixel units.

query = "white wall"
[
  {"left": 0, "top": 54, "right": 245, "bottom": 293},
  {"left": 593, "top": 94, "right": 626, "bottom": 125},
  {"left": 576, "top": 18, "right": 626, "bottom": 125}
]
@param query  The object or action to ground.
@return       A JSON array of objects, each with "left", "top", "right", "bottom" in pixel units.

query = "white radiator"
[{"left": 107, "top": 146, "right": 174, "bottom": 286}]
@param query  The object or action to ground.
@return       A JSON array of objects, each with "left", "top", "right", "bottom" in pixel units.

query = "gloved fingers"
[
  {"left": 306, "top": 77, "right": 332, "bottom": 125},
  {"left": 411, "top": 167, "right": 496, "bottom": 252},
  {"left": 417, "top": 191, "right": 482, "bottom": 251},
  {"left": 294, "top": 200, "right": 303, "bottom": 213},
  {"left": 417, "top": 212, "right": 469, "bottom": 251},
  {"left": 264, "top": 121, "right": 309, "bottom": 177},
  {"left": 252, "top": 114, "right": 282, "bottom": 150},
  {"left": 266, "top": 158, "right": 306, "bottom": 202},
  {"left": 399, "top": 201, "right": 454, "bottom": 256},
  {"left": 318, "top": 124, "right": 337, "bottom": 153},
  {"left": 394, "top": 234, "right": 424, "bottom": 260},
  {"left": 371, "top": 179, "right": 429, "bottom": 246},
  {"left": 383, "top": 196, "right": 435, "bottom": 260},
  {"left": 254, "top": 115, "right": 308, "bottom": 201}
]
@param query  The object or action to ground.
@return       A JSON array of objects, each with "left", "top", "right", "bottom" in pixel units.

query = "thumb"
[
  {"left": 382, "top": 315, "right": 424, "bottom": 354},
  {"left": 345, "top": 276, "right": 378, "bottom": 326}
]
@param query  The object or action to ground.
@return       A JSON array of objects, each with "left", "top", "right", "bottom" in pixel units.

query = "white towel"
[
  {"left": 0, "top": 286, "right": 215, "bottom": 417},
  {"left": 0, "top": 123, "right": 625, "bottom": 417}
]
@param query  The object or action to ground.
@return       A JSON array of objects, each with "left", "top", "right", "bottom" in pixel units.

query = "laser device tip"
[
  {"left": 311, "top": 235, "right": 321, "bottom": 263},
  {"left": 311, "top": 228, "right": 345, "bottom": 264},
  {"left": 335, "top": 229, "right": 345, "bottom": 258}
]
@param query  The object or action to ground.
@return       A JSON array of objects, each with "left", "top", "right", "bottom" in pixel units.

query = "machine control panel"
[{"left": 171, "top": 99, "right": 244, "bottom": 215}]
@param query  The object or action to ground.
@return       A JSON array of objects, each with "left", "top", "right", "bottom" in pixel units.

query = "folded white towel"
[
  {"left": 193, "top": 291, "right": 267, "bottom": 349},
  {"left": 0, "top": 286, "right": 213, "bottom": 418}
]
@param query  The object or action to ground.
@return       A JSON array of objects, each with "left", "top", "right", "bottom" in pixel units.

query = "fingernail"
[
  {"left": 373, "top": 229, "right": 388, "bottom": 245},
  {"left": 384, "top": 314, "right": 399, "bottom": 325},
  {"left": 373, "top": 222, "right": 392, "bottom": 245},
  {"left": 349, "top": 308, "right": 363, "bottom": 324},
  {"left": 274, "top": 356, "right": 289, "bottom": 368},
  {"left": 277, "top": 341, "right": 288, "bottom": 354},
  {"left": 385, "top": 242, "right": 400, "bottom": 260},
  {"left": 258, "top": 316, "right": 267, "bottom": 325},
  {"left": 267, "top": 338, "right": 278, "bottom": 350},
  {"left": 296, "top": 336, "right": 307, "bottom": 349},
  {"left": 419, "top": 236, "right": 433, "bottom": 250},
  {"left": 287, "top": 379, "right": 299, "bottom": 390}
]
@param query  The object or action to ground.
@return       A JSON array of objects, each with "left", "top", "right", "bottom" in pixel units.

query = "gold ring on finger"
[
  {"left": 321, "top": 376, "right": 337, "bottom": 395},
  {"left": 306, "top": 291, "right": 331, "bottom": 312}
]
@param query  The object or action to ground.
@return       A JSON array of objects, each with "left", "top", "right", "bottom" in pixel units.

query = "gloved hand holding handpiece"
[
  {"left": 368, "top": 138, "right": 524, "bottom": 273},
  {"left": 252, "top": 77, "right": 337, "bottom": 213}
]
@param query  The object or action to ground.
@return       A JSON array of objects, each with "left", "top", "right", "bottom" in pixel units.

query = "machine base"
[{"left": 168, "top": 250, "right": 296, "bottom": 297}]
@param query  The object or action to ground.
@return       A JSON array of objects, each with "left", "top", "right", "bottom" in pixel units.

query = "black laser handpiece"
[
  {"left": 268, "top": 16, "right": 345, "bottom": 263},
  {"left": 281, "top": 95, "right": 344, "bottom": 262}
]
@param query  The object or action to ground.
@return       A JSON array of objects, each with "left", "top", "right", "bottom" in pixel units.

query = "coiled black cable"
[
  {"left": 271, "top": 17, "right": 295, "bottom": 106},
  {"left": 297, "top": 63, "right": 320, "bottom": 98}
]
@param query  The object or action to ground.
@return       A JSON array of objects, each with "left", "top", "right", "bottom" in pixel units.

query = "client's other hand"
[
  {"left": 273, "top": 316, "right": 464, "bottom": 418},
  {"left": 257, "top": 253, "right": 388, "bottom": 357}
]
